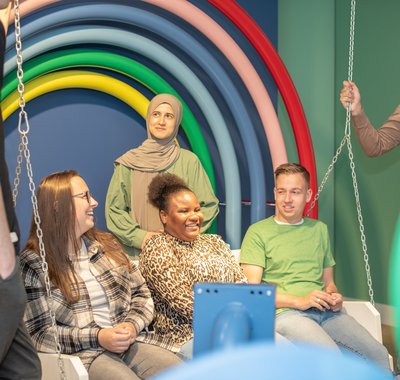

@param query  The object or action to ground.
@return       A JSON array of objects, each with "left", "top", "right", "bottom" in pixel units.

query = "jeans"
[
  {"left": 177, "top": 339, "right": 194, "bottom": 361},
  {"left": 89, "top": 341, "right": 182, "bottom": 379},
  {"left": 276, "top": 308, "right": 392, "bottom": 373}
]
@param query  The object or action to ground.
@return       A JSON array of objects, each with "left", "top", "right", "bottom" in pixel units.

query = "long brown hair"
[{"left": 24, "top": 170, "right": 130, "bottom": 303}]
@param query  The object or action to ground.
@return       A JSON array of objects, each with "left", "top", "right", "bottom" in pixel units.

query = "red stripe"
[{"left": 208, "top": 0, "right": 318, "bottom": 218}]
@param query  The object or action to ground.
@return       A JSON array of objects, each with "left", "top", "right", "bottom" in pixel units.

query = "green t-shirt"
[{"left": 240, "top": 217, "right": 335, "bottom": 312}]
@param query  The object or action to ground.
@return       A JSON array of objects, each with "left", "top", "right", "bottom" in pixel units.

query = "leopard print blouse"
[{"left": 137, "top": 233, "right": 247, "bottom": 352}]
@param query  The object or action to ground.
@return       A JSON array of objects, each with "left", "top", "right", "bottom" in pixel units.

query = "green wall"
[
  {"left": 334, "top": 0, "right": 400, "bottom": 305},
  {"left": 278, "top": 0, "right": 335, "bottom": 236},
  {"left": 278, "top": 0, "right": 400, "bottom": 305}
]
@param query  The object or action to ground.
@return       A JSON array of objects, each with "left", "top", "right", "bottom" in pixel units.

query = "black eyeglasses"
[{"left": 72, "top": 190, "right": 92, "bottom": 204}]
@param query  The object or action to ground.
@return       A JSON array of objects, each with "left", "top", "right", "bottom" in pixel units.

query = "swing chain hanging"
[
  {"left": 345, "top": 0, "right": 374, "bottom": 305},
  {"left": 12, "top": 0, "right": 66, "bottom": 377},
  {"left": 11, "top": 0, "right": 25, "bottom": 207},
  {"left": 346, "top": 135, "right": 374, "bottom": 304},
  {"left": 11, "top": 139, "right": 22, "bottom": 206},
  {"left": 306, "top": 0, "right": 374, "bottom": 305},
  {"left": 306, "top": 135, "right": 348, "bottom": 213}
]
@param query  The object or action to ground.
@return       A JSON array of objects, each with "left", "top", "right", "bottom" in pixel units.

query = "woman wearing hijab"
[{"left": 105, "top": 94, "right": 219, "bottom": 256}]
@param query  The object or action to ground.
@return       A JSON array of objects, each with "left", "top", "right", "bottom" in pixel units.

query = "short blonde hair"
[{"left": 274, "top": 163, "right": 310, "bottom": 187}]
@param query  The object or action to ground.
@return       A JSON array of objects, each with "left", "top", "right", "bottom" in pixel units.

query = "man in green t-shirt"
[{"left": 240, "top": 163, "right": 391, "bottom": 374}]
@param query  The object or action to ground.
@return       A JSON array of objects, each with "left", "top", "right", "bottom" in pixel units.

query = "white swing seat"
[
  {"left": 342, "top": 301, "right": 383, "bottom": 342},
  {"left": 38, "top": 352, "right": 88, "bottom": 380}
]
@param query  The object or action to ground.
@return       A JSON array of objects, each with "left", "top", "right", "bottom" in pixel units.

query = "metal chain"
[
  {"left": 12, "top": 141, "right": 23, "bottom": 206},
  {"left": 306, "top": 0, "right": 374, "bottom": 305},
  {"left": 12, "top": 0, "right": 66, "bottom": 377},
  {"left": 346, "top": 134, "right": 374, "bottom": 304},
  {"left": 305, "top": 134, "right": 348, "bottom": 215},
  {"left": 11, "top": 0, "right": 25, "bottom": 205}
]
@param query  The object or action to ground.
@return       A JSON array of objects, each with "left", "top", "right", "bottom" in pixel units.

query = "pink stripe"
[{"left": 209, "top": 0, "right": 318, "bottom": 218}]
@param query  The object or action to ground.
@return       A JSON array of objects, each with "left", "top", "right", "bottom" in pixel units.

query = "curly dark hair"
[{"left": 148, "top": 173, "right": 192, "bottom": 211}]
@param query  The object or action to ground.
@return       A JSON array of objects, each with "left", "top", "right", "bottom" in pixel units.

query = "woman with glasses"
[
  {"left": 20, "top": 170, "right": 181, "bottom": 379},
  {"left": 105, "top": 94, "right": 219, "bottom": 257}
]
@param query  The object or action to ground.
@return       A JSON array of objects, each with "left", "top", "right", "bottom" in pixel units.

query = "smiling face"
[
  {"left": 160, "top": 190, "right": 204, "bottom": 242},
  {"left": 71, "top": 176, "right": 98, "bottom": 238},
  {"left": 274, "top": 173, "right": 312, "bottom": 224},
  {"left": 148, "top": 103, "right": 176, "bottom": 140}
]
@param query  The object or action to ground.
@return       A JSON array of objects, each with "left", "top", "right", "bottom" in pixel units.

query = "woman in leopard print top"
[{"left": 137, "top": 173, "right": 247, "bottom": 360}]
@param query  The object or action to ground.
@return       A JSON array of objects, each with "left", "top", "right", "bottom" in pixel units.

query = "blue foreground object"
[
  {"left": 193, "top": 283, "right": 276, "bottom": 357},
  {"left": 155, "top": 342, "right": 393, "bottom": 380}
]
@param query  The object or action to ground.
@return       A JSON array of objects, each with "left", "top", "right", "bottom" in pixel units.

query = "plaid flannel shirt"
[{"left": 20, "top": 236, "right": 154, "bottom": 370}]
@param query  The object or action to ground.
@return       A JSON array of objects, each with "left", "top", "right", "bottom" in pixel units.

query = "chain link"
[
  {"left": 346, "top": 136, "right": 374, "bottom": 304},
  {"left": 12, "top": 141, "right": 23, "bottom": 206},
  {"left": 306, "top": 0, "right": 374, "bottom": 305},
  {"left": 12, "top": 0, "right": 66, "bottom": 377}
]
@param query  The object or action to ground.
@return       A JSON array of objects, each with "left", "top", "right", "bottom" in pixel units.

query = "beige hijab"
[
  {"left": 116, "top": 93, "right": 182, "bottom": 171},
  {"left": 115, "top": 94, "right": 183, "bottom": 247}
]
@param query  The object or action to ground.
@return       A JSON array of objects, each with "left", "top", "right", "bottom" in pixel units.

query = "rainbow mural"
[{"left": 2, "top": 0, "right": 317, "bottom": 248}]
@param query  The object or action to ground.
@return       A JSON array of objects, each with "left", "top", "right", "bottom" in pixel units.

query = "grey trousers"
[
  {"left": 0, "top": 262, "right": 41, "bottom": 379},
  {"left": 89, "top": 342, "right": 182, "bottom": 380}
]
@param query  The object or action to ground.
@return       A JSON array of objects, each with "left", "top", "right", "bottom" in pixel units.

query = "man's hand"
[
  {"left": 297, "top": 290, "right": 335, "bottom": 312},
  {"left": 327, "top": 292, "right": 343, "bottom": 312}
]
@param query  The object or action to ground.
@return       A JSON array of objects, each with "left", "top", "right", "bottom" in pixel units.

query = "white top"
[{"left": 74, "top": 240, "right": 112, "bottom": 327}]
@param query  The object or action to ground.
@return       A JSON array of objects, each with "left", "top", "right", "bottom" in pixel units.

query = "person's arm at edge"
[
  {"left": 0, "top": 186, "right": 15, "bottom": 279},
  {"left": 0, "top": 1, "right": 11, "bottom": 32},
  {"left": 340, "top": 81, "right": 400, "bottom": 156},
  {"left": 0, "top": 2, "right": 14, "bottom": 280},
  {"left": 351, "top": 105, "right": 400, "bottom": 157}
]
